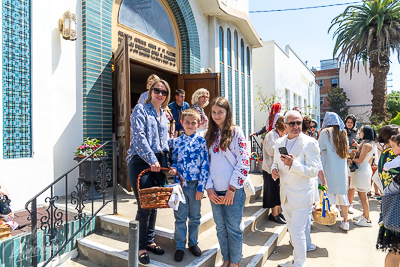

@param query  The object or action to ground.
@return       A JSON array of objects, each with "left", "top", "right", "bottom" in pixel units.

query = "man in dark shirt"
[{"left": 169, "top": 89, "right": 190, "bottom": 137}]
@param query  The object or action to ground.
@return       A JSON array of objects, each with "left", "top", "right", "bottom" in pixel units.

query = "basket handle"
[{"left": 137, "top": 167, "right": 184, "bottom": 191}]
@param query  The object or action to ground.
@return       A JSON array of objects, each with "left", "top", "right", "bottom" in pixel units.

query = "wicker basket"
[
  {"left": 137, "top": 167, "right": 183, "bottom": 209},
  {"left": 0, "top": 222, "right": 11, "bottom": 240},
  {"left": 312, "top": 191, "right": 338, "bottom": 226}
]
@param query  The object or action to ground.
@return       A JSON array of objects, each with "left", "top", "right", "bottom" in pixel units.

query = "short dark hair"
[
  {"left": 378, "top": 125, "right": 400, "bottom": 143},
  {"left": 175, "top": 89, "right": 185, "bottom": 96},
  {"left": 391, "top": 134, "right": 400, "bottom": 146}
]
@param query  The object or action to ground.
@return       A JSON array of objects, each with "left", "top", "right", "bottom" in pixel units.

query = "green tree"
[
  {"left": 327, "top": 87, "right": 350, "bottom": 119},
  {"left": 329, "top": 0, "right": 400, "bottom": 122},
  {"left": 255, "top": 86, "right": 283, "bottom": 114},
  {"left": 387, "top": 91, "right": 400, "bottom": 119}
]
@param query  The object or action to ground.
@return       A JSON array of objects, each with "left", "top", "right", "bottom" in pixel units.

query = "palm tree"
[{"left": 329, "top": 0, "right": 400, "bottom": 122}]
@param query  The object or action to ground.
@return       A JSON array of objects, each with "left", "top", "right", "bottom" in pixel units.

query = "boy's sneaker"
[
  {"left": 353, "top": 214, "right": 364, "bottom": 221},
  {"left": 348, "top": 205, "right": 355, "bottom": 214},
  {"left": 340, "top": 221, "right": 350, "bottom": 231},
  {"left": 189, "top": 245, "right": 201, "bottom": 257},
  {"left": 355, "top": 217, "right": 372, "bottom": 227}
]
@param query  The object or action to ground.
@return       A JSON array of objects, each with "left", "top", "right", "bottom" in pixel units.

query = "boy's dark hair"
[
  {"left": 377, "top": 125, "right": 399, "bottom": 144},
  {"left": 391, "top": 134, "right": 400, "bottom": 146},
  {"left": 175, "top": 89, "right": 185, "bottom": 96},
  {"left": 181, "top": 108, "right": 201, "bottom": 123}
]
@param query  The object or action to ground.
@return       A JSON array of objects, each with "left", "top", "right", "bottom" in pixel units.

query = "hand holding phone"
[{"left": 279, "top": 147, "right": 289, "bottom": 155}]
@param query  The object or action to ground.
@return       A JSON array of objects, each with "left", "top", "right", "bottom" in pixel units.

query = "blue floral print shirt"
[
  {"left": 171, "top": 133, "right": 210, "bottom": 192},
  {"left": 126, "top": 103, "right": 169, "bottom": 165}
]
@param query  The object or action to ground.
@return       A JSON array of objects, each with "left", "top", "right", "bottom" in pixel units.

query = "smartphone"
[{"left": 279, "top": 147, "right": 288, "bottom": 155}]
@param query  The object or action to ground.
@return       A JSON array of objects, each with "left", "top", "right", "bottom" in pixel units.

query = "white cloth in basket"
[{"left": 166, "top": 183, "right": 186, "bottom": 210}]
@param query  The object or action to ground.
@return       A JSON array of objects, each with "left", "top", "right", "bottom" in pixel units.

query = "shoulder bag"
[{"left": 0, "top": 195, "right": 11, "bottom": 215}]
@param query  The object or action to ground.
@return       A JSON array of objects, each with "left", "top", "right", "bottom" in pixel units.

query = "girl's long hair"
[
  {"left": 205, "top": 97, "right": 234, "bottom": 150},
  {"left": 326, "top": 125, "right": 349, "bottom": 159}
]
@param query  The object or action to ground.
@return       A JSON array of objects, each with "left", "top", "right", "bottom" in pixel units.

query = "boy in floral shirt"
[{"left": 169, "top": 109, "right": 210, "bottom": 262}]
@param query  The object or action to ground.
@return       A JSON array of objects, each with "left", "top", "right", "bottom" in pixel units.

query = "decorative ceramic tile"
[
  {"left": 227, "top": 67, "right": 232, "bottom": 105},
  {"left": 2, "top": 0, "right": 32, "bottom": 158},
  {"left": 235, "top": 70, "right": 239, "bottom": 125},
  {"left": 241, "top": 73, "right": 245, "bottom": 135},
  {"left": 220, "top": 62, "right": 225, "bottom": 97}
]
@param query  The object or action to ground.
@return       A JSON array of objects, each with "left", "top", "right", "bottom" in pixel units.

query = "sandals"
[
  {"left": 147, "top": 244, "right": 165, "bottom": 255},
  {"left": 139, "top": 252, "right": 150, "bottom": 264}
]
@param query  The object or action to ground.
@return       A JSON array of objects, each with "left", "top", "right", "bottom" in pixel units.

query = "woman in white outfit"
[
  {"left": 318, "top": 112, "right": 350, "bottom": 231},
  {"left": 351, "top": 125, "right": 377, "bottom": 227}
]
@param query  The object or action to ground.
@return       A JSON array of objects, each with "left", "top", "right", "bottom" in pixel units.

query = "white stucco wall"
[
  {"left": 252, "top": 41, "right": 318, "bottom": 134},
  {"left": 339, "top": 65, "right": 373, "bottom": 123},
  {"left": 222, "top": 0, "right": 249, "bottom": 15},
  {"left": 0, "top": 1, "right": 83, "bottom": 211}
]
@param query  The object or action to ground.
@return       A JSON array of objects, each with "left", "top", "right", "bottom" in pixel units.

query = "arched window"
[
  {"left": 234, "top": 31, "right": 238, "bottom": 70},
  {"left": 246, "top": 47, "right": 250, "bottom": 76},
  {"left": 241, "top": 39, "right": 244, "bottom": 73},
  {"left": 227, "top": 29, "right": 231, "bottom": 67},
  {"left": 119, "top": 0, "right": 176, "bottom": 47},
  {"left": 219, "top": 27, "right": 224, "bottom": 63}
]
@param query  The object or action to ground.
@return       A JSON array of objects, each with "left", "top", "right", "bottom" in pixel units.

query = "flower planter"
[{"left": 74, "top": 157, "right": 103, "bottom": 200}]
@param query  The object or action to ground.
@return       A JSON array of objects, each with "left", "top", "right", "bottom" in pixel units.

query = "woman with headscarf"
[
  {"left": 309, "top": 119, "right": 319, "bottom": 139},
  {"left": 319, "top": 112, "right": 351, "bottom": 231},
  {"left": 249, "top": 103, "right": 282, "bottom": 137},
  {"left": 351, "top": 125, "right": 377, "bottom": 227}
]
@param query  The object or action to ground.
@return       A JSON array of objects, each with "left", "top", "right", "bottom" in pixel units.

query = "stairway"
[{"left": 66, "top": 174, "right": 287, "bottom": 267}]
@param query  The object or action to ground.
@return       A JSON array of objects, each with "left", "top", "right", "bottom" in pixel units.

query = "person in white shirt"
[
  {"left": 271, "top": 111, "right": 320, "bottom": 267},
  {"left": 205, "top": 97, "right": 249, "bottom": 267}
]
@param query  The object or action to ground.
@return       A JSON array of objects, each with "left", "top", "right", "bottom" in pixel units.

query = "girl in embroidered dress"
[{"left": 205, "top": 97, "right": 250, "bottom": 267}]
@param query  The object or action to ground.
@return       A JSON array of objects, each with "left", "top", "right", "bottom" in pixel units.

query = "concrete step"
[{"left": 76, "top": 202, "right": 271, "bottom": 267}]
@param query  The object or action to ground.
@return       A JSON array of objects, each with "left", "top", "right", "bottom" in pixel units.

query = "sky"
[{"left": 248, "top": 0, "right": 399, "bottom": 92}]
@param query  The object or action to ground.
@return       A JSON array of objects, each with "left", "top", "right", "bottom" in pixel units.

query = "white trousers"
[{"left": 282, "top": 202, "right": 312, "bottom": 267}]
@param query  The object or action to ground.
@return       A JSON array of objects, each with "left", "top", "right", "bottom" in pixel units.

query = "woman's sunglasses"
[
  {"left": 153, "top": 88, "right": 168, "bottom": 96},
  {"left": 310, "top": 125, "right": 317, "bottom": 129}
]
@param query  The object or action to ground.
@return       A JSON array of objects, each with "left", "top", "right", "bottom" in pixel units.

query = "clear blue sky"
[{"left": 249, "top": 0, "right": 399, "bottom": 92}]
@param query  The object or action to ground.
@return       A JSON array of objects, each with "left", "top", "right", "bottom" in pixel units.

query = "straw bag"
[
  {"left": 312, "top": 190, "right": 338, "bottom": 226},
  {"left": 0, "top": 221, "right": 11, "bottom": 240},
  {"left": 137, "top": 167, "right": 183, "bottom": 209}
]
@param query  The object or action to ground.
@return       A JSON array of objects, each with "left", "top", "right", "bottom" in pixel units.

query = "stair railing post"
[
  {"left": 31, "top": 198, "right": 38, "bottom": 267},
  {"left": 113, "top": 141, "right": 118, "bottom": 215},
  {"left": 128, "top": 220, "right": 139, "bottom": 267}
]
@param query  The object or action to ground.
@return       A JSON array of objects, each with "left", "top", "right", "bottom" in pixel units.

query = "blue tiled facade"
[
  {"left": 235, "top": 70, "right": 239, "bottom": 125},
  {"left": 220, "top": 62, "right": 225, "bottom": 97},
  {"left": 82, "top": 0, "right": 201, "bottom": 140},
  {"left": 82, "top": 0, "right": 113, "bottom": 142},
  {"left": 247, "top": 77, "right": 251, "bottom": 136},
  {"left": 227, "top": 67, "right": 232, "bottom": 105},
  {"left": 241, "top": 73, "right": 246, "bottom": 135},
  {"left": 2, "top": 0, "right": 32, "bottom": 159}
]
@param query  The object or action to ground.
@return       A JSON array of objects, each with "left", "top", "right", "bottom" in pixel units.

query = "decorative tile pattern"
[
  {"left": 227, "top": 67, "right": 232, "bottom": 105},
  {"left": 247, "top": 76, "right": 251, "bottom": 136},
  {"left": 241, "top": 73, "right": 246, "bottom": 135},
  {"left": 235, "top": 70, "right": 239, "bottom": 125},
  {"left": 82, "top": 0, "right": 113, "bottom": 142},
  {"left": 220, "top": 62, "right": 225, "bottom": 97},
  {"left": 2, "top": 0, "right": 32, "bottom": 158}
]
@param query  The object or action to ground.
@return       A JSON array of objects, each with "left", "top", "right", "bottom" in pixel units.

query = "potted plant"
[{"left": 74, "top": 138, "right": 105, "bottom": 199}]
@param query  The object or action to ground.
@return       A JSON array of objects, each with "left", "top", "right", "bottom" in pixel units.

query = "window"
[
  {"left": 219, "top": 27, "right": 224, "bottom": 63},
  {"left": 293, "top": 93, "right": 297, "bottom": 107},
  {"left": 304, "top": 99, "right": 307, "bottom": 113},
  {"left": 320, "top": 97, "right": 324, "bottom": 105},
  {"left": 331, "top": 78, "right": 338, "bottom": 88},
  {"left": 234, "top": 30, "right": 238, "bottom": 70},
  {"left": 285, "top": 89, "right": 290, "bottom": 109},
  {"left": 298, "top": 96, "right": 301, "bottom": 109},
  {"left": 241, "top": 39, "right": 244, "bottom": 73},
  {"left": 319, "top": 79, "right": 324, "bottom": 87},
  {"left": 227, "top": 29, "right": 231, "bottom": 67},
  {"left": 246, "top": 47, "right": 250, "bottom": 76}
]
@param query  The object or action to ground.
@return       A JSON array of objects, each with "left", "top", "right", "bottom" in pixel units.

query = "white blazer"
[{"left": 271, "top": 133, "right": 320, "bottom": 210}]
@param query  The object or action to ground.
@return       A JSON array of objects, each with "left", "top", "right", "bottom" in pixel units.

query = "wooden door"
[
  {"left": 114, "top": 36, "right": 132, "bottom": 191},
  {"left": 177, "top": 73, "right": 221, "bottom": 116}
]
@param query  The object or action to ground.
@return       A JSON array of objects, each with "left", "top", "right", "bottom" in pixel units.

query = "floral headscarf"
[
  {"left": 321, "top": 112, "right": 345, "bottom": 132},
  {"left": 267, "top": 103, "right": 281, "bottom": 132}
]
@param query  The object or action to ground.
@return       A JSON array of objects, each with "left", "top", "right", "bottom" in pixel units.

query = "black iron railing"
[
  {"left": 250, "top": 135, "right": 263, "bottom": 160},
  {"left": 25, "top": 140, "right": 120, "bottom": 267}
]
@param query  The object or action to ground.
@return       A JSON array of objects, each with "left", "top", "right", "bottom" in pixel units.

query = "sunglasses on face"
[
  {"left": 310, "top": 125, "right": 317, "bottom": 129},
  {"left": 153, "top": 88, "right": 168, "bottom": 96},
  {"left": 285, "top": 121, "right": 302, "bottom": 127},
  {"left": 200, "top": 95, "right": 209, "bottom": 99}
]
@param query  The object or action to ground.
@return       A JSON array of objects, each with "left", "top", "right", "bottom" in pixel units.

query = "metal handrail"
[
  {"left": 25, "top": 140, "right": 120, "bottom": 267},
  {"left": 250, "top": 135, "right": 263, "bottom": 160}
]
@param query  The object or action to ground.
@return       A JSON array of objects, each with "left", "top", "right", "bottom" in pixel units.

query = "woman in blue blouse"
[{"left": 127, "top": 79, "right": 174, "bottom": 264}]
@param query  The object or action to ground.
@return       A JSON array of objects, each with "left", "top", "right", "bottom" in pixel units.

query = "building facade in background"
[
  {"left": 252, "top": 41, "right": 320, "bottom": 134},
  {"left": 1, "top": 0, "right": 262, "bottom": 210}
]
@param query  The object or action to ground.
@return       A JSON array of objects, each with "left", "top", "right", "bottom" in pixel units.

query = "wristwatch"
[{"left": 228, "top": 185, "right": 236, "bottom": 193}]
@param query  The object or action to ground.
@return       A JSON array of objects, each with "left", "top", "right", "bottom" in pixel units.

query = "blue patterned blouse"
[
  {"left": 171, "top": 133, "right": 210, "bottom": 192},
  {"left": 126, "top": 103, "right": 169, "bottom": 165}
]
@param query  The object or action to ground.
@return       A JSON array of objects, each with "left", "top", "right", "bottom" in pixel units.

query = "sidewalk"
[{"left": 264, "top": 196, "right": 386, "bottom": 267}]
